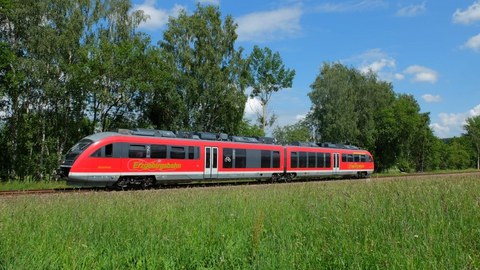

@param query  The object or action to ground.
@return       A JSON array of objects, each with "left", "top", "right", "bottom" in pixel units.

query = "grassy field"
[
  {"left": 0, "top": 175, "right": 479, "bottom": 269},
  {"left": 0, "top": 180, "right": 68, "bottom": 191}
]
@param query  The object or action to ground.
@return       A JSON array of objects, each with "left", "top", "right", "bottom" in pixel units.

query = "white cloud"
[
  {"left": 347, "top": 49, "right": 404, "bottom": 81},
  {"left": 403, "top": 65, "right": 438, "bottom": 83},
  {"left": 453, "top": 1, "right": 480, "bottom": 24},
  {"left": 463, "top": 33, "right": 480, "bottom": 52},
  {"left": 396, "top": 2, "right": 426, "bottom": 17},
  {"left": 236, "top": 6, "right": 302, "bottom": 42},
  {"left": 422, "top": 94, "right": 442, "bottom": 103},
  {"left": 244, "top": 96, "right": 262, "bottom": 117},
  {"left": 469, "top": 104, "right": 480, "bottom": 117},
  {"left": 316, "top": 0, "right": 387, "bottom": 13},
  {"left": 430, "top": 104, "right": 480, "bottom": 137},
  {"left": 295, "top": 114, "right": 306, "bottom": 121},
  {"left": 133, "top": 1, "right": 185, "bottom": 30},
  {"left": 196, "top": 0, "right": 220, "bottom": 5}
]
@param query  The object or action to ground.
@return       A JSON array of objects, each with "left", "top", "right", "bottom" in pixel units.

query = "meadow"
[{"left": 0, "top": 174, "right": 479, "bottom": 269}]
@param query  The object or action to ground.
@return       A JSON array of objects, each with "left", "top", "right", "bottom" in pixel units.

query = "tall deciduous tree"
[
  {"left": 160, "top": 4, "right": 250, "bottom": 133},
  {"left": 248, "top": 46, "right": 295, "bottom": 132},
  {"left": 273, "top": 120, "right": 311, "bottom": 145},
  {"left": 465, "top": 115, "right": 480, "bottom": 169}
]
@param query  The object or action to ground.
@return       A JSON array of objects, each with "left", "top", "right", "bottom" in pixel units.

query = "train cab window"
[
  {"left": 151, "top": 145, "right": 167, "bottom": 158},
  {"left": 291, "top": 152, "right": 298, "bottom": 168},
  {"left": 234, "top": 149, "right": 246, "bottom": 168},
  {"left": 308, "top": 152, "right": 316, "bottom": 168},
  {"left": 261, "top": 150, "right": 272, "bottom": 168},
  {"left": 325, "top": 153, "right": 331, "bottom": 168},
  {"left": 299, "top": 152, "right": 307, "bottom": 168},
  {"left": 170, "top": 146, "right": 186, "bottom": 159},
  {"left": 105, "top": 144, "right": 113, "bottom": 157},
  {"left": 367, "top": 155, "right": 373, "bottom": 162},
  {"left": 272, "top": 151, "right": 280, "bottom": 168},
  {"left": 90, "top": 144, "right": 112, "bottom": 158},
  {"left": 129, "top": 145, "right": 146, "bottom": 158},
  {"left": 360, "top": 155, "right": 366, "bottom": 162}
]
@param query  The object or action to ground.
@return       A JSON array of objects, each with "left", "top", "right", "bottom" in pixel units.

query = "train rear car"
[{"left": 284, "top": 143, "right": 374, "bottom": 180}]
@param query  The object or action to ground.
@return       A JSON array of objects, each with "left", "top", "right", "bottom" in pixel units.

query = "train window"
[
  {"left": 170, "top": 146, "right": 186, "bottom": 159},
  {"left": 347, "top": 154, "right": 354, "bottom": 162},
  {"left": 223, "top": 148, "right": 233, "bottom": 168},
  {"left": 188, "top": 146, "right": 195, "bottom": 159},
  {"left": 342, "top": 154, "right": 347, "bottom": 162},
  {"left": 299, "top": 152, "right": 307, "bottom": 168},
  {"left": 317, "top": 153, "right": 325, "bottom": 168},
  {"left": 234, "top": 149, "right": 246, "bottom": 168},
  {"left": 129, "top": 145, "right": 146, "bottom": 158},
  {"left": 151, "top": 145, "right": 167, "bottom": 158},
  {"left": 291, "top": 152, "right": 298, "bottom": 168},
  {"left": 308, "top": 152, "right": 316, "bottom": 168},
  {"left": 360, "top": 155, "right": 366, "bottom": 162},
  {"left": 325, "top": 153, "right": 331, "bottom": 168},
  {"left": 354, "top": 154, "right": 360, "bottom": 162},
  {"left": 105, "top": 144, "right": 113, "bottom": 157},
  {"left": 261, "top": 150, "right": 271, "bottom": 168},
  {"left": 272, "top": 151, "right": 280, "bottom": 168},
  {"left": 367, "top": 155, "right": 373, "bottom": 162}
]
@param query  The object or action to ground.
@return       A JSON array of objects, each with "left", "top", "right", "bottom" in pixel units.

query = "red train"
[{"left": 58, "top": 129, "right": 374, "bottom": 188}]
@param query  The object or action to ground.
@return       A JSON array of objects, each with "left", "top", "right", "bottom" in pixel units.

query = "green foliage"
[
  {"left": 248, "top": 46, "right": 295, "bottom": 131},
  {"left": 237, "top": 118, "right": 265, "bottom": 137},
  {"left": 308, "top": 63, "right": 438, "bottom": 172},
  {"left": 159, "top": 4, "right": 249, "bottom": 134},
  {"left": 1, "top": 176, "right": 479, "bottom": 268},
  {"left": 464, "top": 115, "right": 480, "bottom": 169},
  {"left": 273, "top": 120, "right": 311, "bottom": 145}
]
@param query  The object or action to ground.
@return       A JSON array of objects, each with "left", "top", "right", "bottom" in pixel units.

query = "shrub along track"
[{"left": 1, "top": 171, "right": 479, "bottom": 197}]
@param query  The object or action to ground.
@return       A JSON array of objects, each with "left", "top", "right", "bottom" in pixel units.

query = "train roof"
[{"left": 80, "top": 128, "right": 369, "bottom": 152}]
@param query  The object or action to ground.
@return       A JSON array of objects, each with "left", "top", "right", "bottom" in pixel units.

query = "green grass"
[
  {"left": 0, "top": 180, "right": 69, "bottom": 191},
  {"left": 1, "top": 175, "right": 479, "bottom": 269}
]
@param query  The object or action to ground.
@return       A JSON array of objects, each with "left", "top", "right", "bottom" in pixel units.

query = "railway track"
[
  {"left": 1, "top": 171, "right": 479, "bottom": 197},
  {"left": 0, "top": 187, "right": 103, "bottom": 197}
]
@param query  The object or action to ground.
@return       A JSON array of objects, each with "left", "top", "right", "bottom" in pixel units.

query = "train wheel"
[{"left": 142, "top": 177, "right": 156, "bottom": 189}]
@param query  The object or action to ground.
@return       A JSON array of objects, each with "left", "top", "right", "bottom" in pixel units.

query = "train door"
[
  {"left": 333, "top": 153, "right": 340, "bottom": 174},
  {"left": 204, "top": 147, "right": 218, "bottom": 179}
]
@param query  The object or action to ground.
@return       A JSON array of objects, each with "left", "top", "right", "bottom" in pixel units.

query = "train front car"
[{"left": 58, "top": 132, "right": 120, "bottom": 187}]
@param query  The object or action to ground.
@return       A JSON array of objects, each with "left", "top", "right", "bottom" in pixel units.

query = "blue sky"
[{"left": 132, "top": 0, "right": 480, "bottom": 138}]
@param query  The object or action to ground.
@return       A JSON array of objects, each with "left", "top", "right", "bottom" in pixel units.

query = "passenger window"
[
  {"left": 223, "top": 148, "right": 233, "bottom": 168},
  {"left": 261, "top": 150, "right": 271, "bottom": 168},
  {"left": 325, "top": 153, "right": 331, "bottom": 168},
  {"left": 129, "top": 145, "right": 146, "bottom": 158},
  {"left": 308, "top": 152, "right": 316, "bottom": 168},
  {"left": 235, "top": 149, "right": 246, "bottom": 168},
  {"left": 170, "top": 146, "right": 186, "bottom": 159},
  {"left": 272, "top": 151, "right": 280, "bottom": 168},
  {"left": 299, "top": 152, "right": 307, "bottom": 168},
  {"left": 291, "top": 152, "right": 298, "bottom": 168},
  {"left": 317, "top": 153, "right": 325, "bottom": 168},
  {"left": 151, "top": 145, "right": 167, "bottom": 158}
]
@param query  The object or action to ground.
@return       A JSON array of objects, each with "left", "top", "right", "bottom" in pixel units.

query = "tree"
[
  {"left": 273, "top": 120, "right": 311, "bottom": 145},
  {"left": 248, "top": 46, "right": 295, "bottom": 132},
  {"left": 465, "top": 115, "right": 480, "bottom": 169},
  {"left": 160, "top": 4, "right": 250, "bottom": 134}
]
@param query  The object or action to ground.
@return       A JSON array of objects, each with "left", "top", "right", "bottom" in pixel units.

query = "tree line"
[{"left": 0, "top": 0, "right": 478, "bottom": 181}]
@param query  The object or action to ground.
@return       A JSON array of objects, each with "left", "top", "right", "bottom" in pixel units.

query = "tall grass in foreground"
[{"left": 1, "top": 175, "right": 479, "bottom": 269}]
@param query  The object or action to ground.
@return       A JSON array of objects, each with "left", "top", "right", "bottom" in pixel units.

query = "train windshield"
[{"left": 65, "top": 139, "right": 93, "bottom": 161}]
